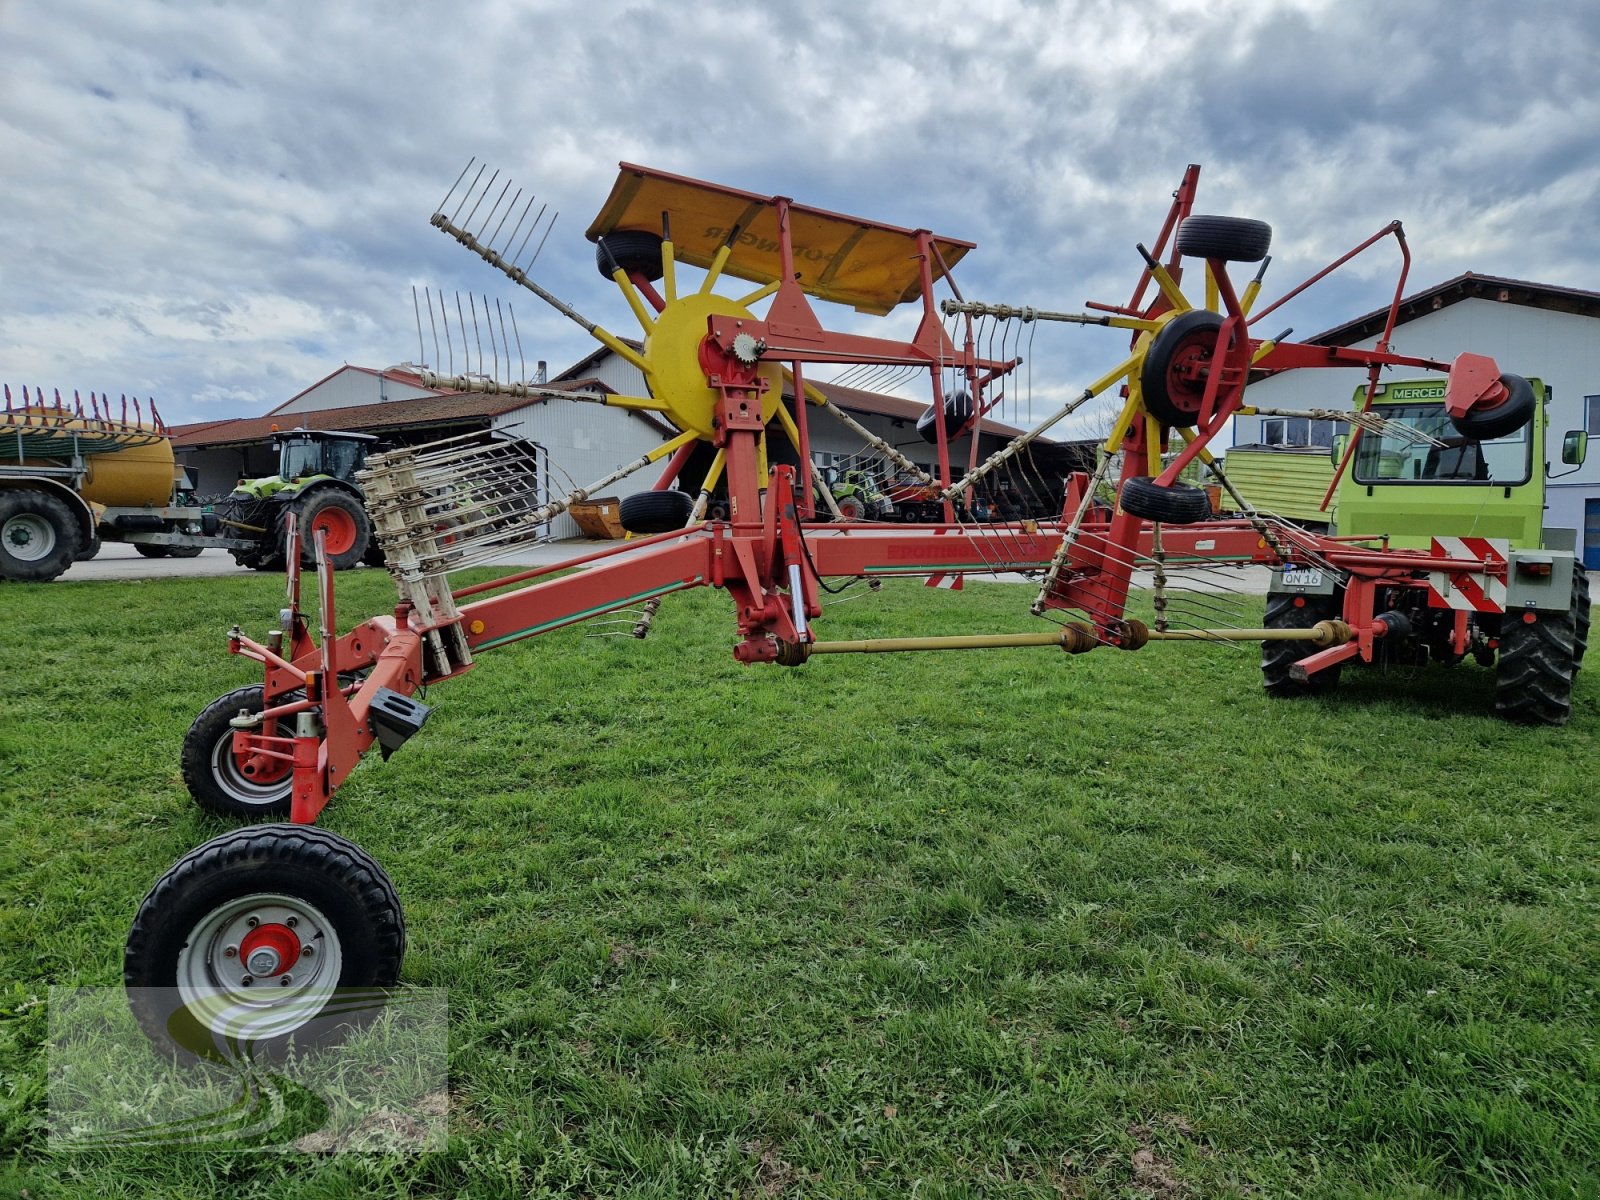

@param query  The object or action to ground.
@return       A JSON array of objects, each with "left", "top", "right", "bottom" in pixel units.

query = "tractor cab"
[
  {"left": 1334, "top": 377, "right": 1585, "bottom": 550},
  {"left": 273, "top": 430, "right": 377, "bottom": 485}
]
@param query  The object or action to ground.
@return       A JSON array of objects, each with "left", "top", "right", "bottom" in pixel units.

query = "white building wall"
[
  {"left": 277, "top": 370, "right": 441, "bottom": 415},
  {"left": 493, "top": 397, "right": 667, "bottom": 540},
  {"left": 1235, "top": 300, "right": 1600, "bottom": 542}
]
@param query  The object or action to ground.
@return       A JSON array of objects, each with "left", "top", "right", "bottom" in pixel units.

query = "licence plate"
[{"left": 1282, "top": 567, "right": 1324, "bottom": 587}]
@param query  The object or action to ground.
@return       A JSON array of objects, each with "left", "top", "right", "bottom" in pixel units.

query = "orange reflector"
[{"left": 469, "top": 619, "right": 485, "bottom": 635}]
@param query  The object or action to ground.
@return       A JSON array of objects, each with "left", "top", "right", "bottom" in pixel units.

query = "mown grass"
[{"left": 1, "top": 564, "right": 1596, "bottom": 1197}]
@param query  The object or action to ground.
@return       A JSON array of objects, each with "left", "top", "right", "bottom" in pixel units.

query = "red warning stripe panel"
[{"left": 1425, "top": 536, "right": 1508, "bottom": 613}]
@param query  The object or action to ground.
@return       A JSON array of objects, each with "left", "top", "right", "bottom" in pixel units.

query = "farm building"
[
  {"left": 172, "top": 355, "right": 1091, "bottom": 540},
  {"left": 1230, "top": 273, "right": 1600, "bottom": 565}
]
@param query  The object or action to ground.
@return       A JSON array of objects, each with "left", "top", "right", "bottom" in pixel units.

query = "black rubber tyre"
[
  {"left": 75, "top": 533, "right": 102, "bottom": 562},
  {"left": 168, "top": 545, "right": 203, "bottom": 559},
  {"left": 595, "top": 230, "right": 665, "bottom": 283},
  {"left": 620, "top": 488, "right": 695, "bottom": 534},
  {"left": 835, "top": 495, "right": 869, "bottom": 521},
  {"left": 1573, "top": 563, "right": 1590, "bottom": 670},
  {"left": 1141, "top": 310, "right": 1228, "bottom": 425},
  {"left": 1176, "top": 214, "right": 1272, "bottom": 262},
  {"left": 134, "top": 544, "right": 173, "bottom": 558},
  {"left": 363, "top": 536, "right": 388, "bottom": 568},
  {"left": 182, "top": 686, "right": 297, "bottom": 819},
  {"left": 285, "top": 490, "right": 370, "bottom": 571},
  {"left": 0, "top": 490, "right": 80, "bottom": 581},
  {"left": 1262, "top": 593, "right": 1344, "bottom": 697},
  {"left": 1118, "top": 477, "right": 1213, "bottom": 525},
  {"left": 125, "top": 824, "right": 405, "bottom": 1062},
  {"left": 1494, "top": 606, "right": 1579, "bottom": 725},
  {"left": 1450, "top": 373, "right": 1536, "bottom": 441}
]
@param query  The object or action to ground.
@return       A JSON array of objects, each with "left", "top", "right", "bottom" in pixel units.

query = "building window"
[
  {"left": 1259, "top": 417, "right": 1345, "bottom": 447},
  {"left": 1585, "top": 395, "right": 1600, "bottom": 435}
]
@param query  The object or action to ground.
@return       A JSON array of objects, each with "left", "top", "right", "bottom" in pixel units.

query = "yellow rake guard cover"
[{"left": 586, "top": 163, "right": 975, "bottom": 317}]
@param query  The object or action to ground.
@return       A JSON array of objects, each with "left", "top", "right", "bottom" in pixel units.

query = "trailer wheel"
[
  {"left": 182, "top": 685, "right": 296, "bottom": 818},
  {"left": 1494, "top": 607, "right": 1578, "bottom": 725},
  {"left": 1141, "top": 310, "right": 1230, "bottom": 425},
  {"left": 595, "top": 230, "right": 665, "bottom": 283},
  {"left": 0, "top": 490, "right": 80, "bottom": 582},
  {"left": 1262, "top": 593, "right": 1343, "bottom": 697},
  {"left": 1449, "top": 372, "right": 1535, "bottom": 441},
  {"left": 287, "top": 490, "right": 370, "bottom": 571},
  {"left": 125, "top": 824, "right": 405, "bottom": 1061},
  {"left": 1118, "top": 477, "right": 1213, "bottom": 525},
  {"left": 134, "top": 544, "right": 172, "bottom": 558},
  {"left": 168, "top": 545, "right": 203, "bottom": 559},
  {"left": 619, "top": 489, "right": 694, "bottom": 534},
  {"left": 1175, "top": 214, "right": 1273, "bottom": 262}
]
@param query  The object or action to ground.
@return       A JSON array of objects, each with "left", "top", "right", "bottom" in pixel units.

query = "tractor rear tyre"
[
  {"left": 1494, "top": 606, "right": 1579, "bottom": 725},
  {"left": 1573, "top": 562, "right": 1590, "bottom": 670},
  {"left": 596, "top": 230, "right": 666, "bottom": 283},
  {"left": 1450, "top": 373, "right": 1536, "bottom": 441},
  {"left": 835, "top": 495, "right": 868, "bottom": 521},
  {"left": 1176, "top": 215, "right": 1273, "bottom": 262},
  {"left": 125, "top": 824, "right": 405, "bottom": 1061},
  {"left": 182, "top": 685, "right": 296, "bottom": 819},
  {"left": 1262, "top": 593, "right": 1344, "bottom": 697},
  {"left": 287, "top": 490, "right": 370, "bottom": 571},
  {"left": 1118, "top": 477, "right": 1213, "bottom": 525},
  {"left": 619, "top": 489, "right": 694, "bottom": 534},
  {"left": 0, "top": 489, "right": 80, "bottom": 582},
  {"left": 75, "top": 532, "right": 102, "bottom": 562},
  {"left": 1141, "top": 309, "right": 1229, "bottom": 426}
]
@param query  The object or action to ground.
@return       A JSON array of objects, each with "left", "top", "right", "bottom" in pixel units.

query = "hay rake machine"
[{"left": 125, "top": 162, "right": 1582, "bottom": 1057}]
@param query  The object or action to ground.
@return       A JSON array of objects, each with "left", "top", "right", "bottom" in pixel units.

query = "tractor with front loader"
[
  {"left": 120, "top": 161, "right": 1590, "bottom": 1060},
  {"left": 215, "top": 428, "right": 382, "bottom": 572}
]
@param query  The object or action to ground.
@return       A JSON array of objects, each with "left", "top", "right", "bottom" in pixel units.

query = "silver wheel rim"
[
  {"left": 2, "top": 512, "right": 56, "bottom": 562},
  {"left": 210, "top": 717, "right": 293, "bottom": 808},
  {"left": 176, "top": 892, "right": 343, "bottom": 1043}
]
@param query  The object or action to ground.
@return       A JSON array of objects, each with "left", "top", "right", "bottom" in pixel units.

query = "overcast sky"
[{"left": 4, "top": 0, "right": 1598, "bottom": 439}]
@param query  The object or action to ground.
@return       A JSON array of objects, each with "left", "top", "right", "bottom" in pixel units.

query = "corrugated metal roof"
[
  {"left": 1307, "top": 272, "right": 1600, "bottom": 347},
  {"left": 170, "top": 379, "right": 617, "bottom": 449}
]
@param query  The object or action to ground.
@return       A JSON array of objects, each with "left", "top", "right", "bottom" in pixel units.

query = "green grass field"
[{"left": 1, "top": 566, "right": 1596, "bottom": 1197}]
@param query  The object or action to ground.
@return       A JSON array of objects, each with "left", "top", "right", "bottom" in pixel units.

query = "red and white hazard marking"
[
  {"left": 1425, "top": 537, "right": 1507, "bottom": 612},
  {"left": 924, "top": 573, "right": 964, "bottom": 590}
]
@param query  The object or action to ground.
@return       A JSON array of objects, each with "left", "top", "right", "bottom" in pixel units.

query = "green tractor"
[{"left": 216, "top": 429, "right": 380, "bottom": 572}]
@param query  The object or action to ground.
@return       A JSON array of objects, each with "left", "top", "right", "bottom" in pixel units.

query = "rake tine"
[
  {"left": 449, "top": 161, "right": 487, "bottom": 224},
  {"left": 511, "top": 201, "right": 547, "bottom": 267},
  {"left": 525, "top": 209, "right": 557, "bottom": 269},
  {"left": 487, "top": 186, "right": 523, "bottom": 254},
  {"left": 476, "top": 176, "right": 514, "bottom": 240},
  {"left": 460, "top": 168, "right": 499, "bottom": 231},
  {"left": 437, "top": 157, "right": 476, "bottom": 216}
]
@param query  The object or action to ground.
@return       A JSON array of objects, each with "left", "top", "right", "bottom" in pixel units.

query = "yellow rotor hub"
[{"left": 642, "top": 292, "right": 784, "bottom": 440}]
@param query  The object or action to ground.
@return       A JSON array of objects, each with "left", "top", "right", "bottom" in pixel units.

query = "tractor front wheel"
[
  {"left": 125, "top": 825, "right": 405, "bottom": 1061},
  {"left": 182, "top": 685, "right": 295, "bottom": 818},
  {"left": 1262, "top": 593, "right": 1343, "bottom": 698},
  {"left": 287, "top": 490, "right": 371, "bottom": 571}
]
